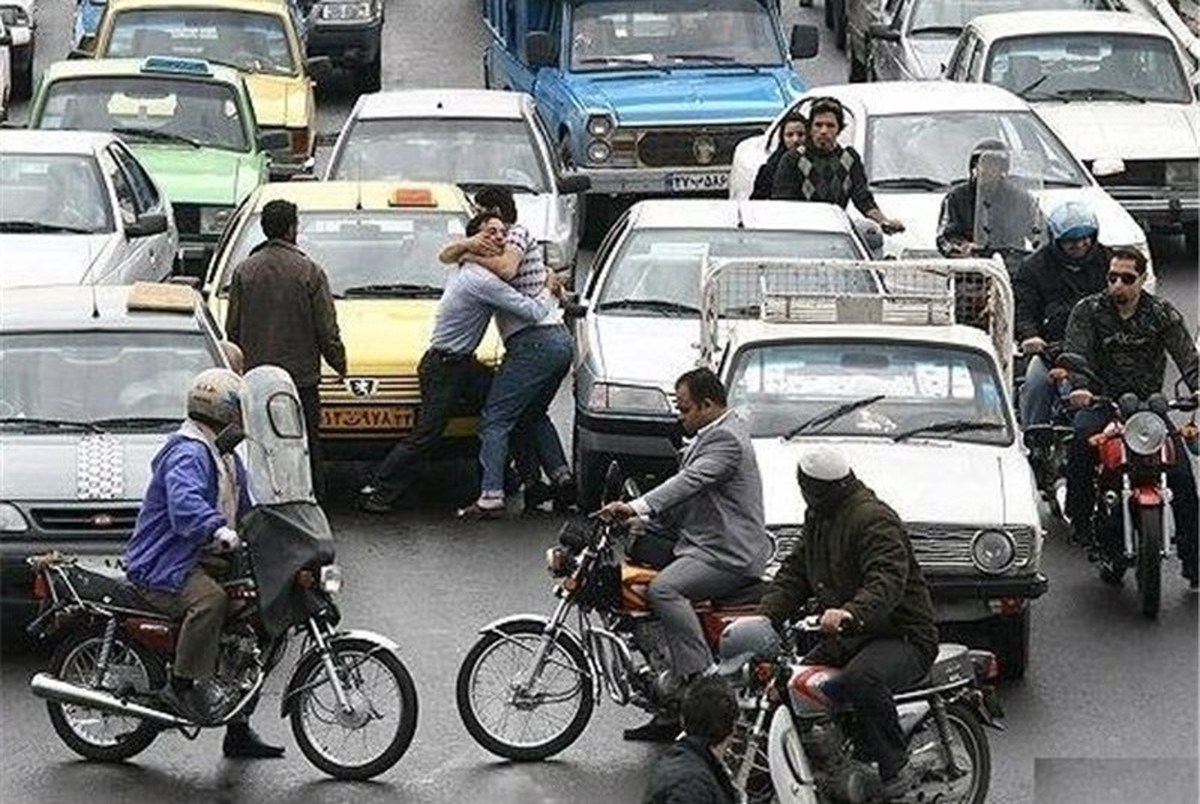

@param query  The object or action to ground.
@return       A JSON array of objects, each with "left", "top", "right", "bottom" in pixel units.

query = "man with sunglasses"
[{"left": 1061, "top": 247, "right": 1200, "bottom": 589}]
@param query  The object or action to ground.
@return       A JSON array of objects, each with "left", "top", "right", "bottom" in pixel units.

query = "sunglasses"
[{"left": 1107, "top": 271, "right": 1140, "bottom": 286}]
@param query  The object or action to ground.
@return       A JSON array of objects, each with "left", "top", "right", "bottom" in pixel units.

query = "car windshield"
[
  {"left": 596, "top": 228, "right": 867, "bottom": 313},
  {"left": 0, "top": 331, "right": 218, "bottom": 424},
  {"left": 985, "top": 32, "right": 1191, "bottom": 104},
  {"left": 570, "top": 0, "right": 784, "bottom": 70},
  {"left": 728, "top": 341, "right": 1011, "bottom": 443},
  {"left": 39, "top": 76, "right": 249, "bottom": 152},
  {"left": 907, "top": 0, "right": 1112, "bottom": 35},
  {"left": 866, "top": 110, "right": 1089, "bottom": 188},
  {"left": 0, "top": 153, "right": 114, "bottom": 234},
  {"left": 330, "top": 118, "right": 550, "bottom": 193},
  {"left": 106, "top": 9, "right": 296, "bottom": 75},
  {"left": 221, "top": 210, "right": 468, "bottom": 296}
]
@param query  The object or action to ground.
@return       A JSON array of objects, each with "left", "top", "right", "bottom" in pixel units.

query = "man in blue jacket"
[{"left": 124, "top": 368, "right": 281, "bottom": 757}]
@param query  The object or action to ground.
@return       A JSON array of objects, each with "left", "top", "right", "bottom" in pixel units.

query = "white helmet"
[{"left": 187, "top": 368, "right": 243, "bottom": 428}]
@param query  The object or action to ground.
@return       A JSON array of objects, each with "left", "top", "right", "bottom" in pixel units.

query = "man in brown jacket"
[{"left": 226, "top": 199, "right": 346, "bottom": 500}]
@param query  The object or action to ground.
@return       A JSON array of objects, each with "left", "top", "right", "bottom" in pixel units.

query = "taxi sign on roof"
[
  {"left": 127, "top": 282, "right": 197, "bottom": 313},
  {"left": 388, "top": 188, "right": 436, "bottom": 208},
  {"left": 140, "top": 56, "right": 213, "bottom": 77}
]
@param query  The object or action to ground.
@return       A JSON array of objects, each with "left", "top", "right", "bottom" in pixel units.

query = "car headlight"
[
  {"left": 319, "top": 564, "right": 343, "bottom": 594},
  {"left": 0, "top": 502, "right": 29, "bottom": 533},
  {"left": 586, "top": 139, "right": 611, "bottom": 164},
  {"left": 586, "top": 114, "right": 614, "bottom": 138},
  {"left": 1165, "top": 160, "right": 1199, "bottom": 188},
  {"left": 318, "top": 1, "right": 375, "bottom": 21},
  {"left": 587, "top": 383, "right": 672, "bottom": 414},
  {"left": 971, "top": 529, "right": 1015, "bottom": 574},
  {"left": 1123, "top": 411, "right": 1168, "bottom": 456},
  {"left": 199, "top": 206, "right": 234, "bottom": 235}
]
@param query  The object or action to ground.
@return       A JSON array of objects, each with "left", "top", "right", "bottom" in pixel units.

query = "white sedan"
[
  {"left": 325, "top": 88, "right": 590, "bottom": 278},
  {"left": 0, "top": 130, "right": 179, "bottom": 289},
  {"left": 728, "top": 81, "right": 1156, "bottom": 276}
]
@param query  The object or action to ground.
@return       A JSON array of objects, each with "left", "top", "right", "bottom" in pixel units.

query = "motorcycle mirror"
[
  {"left": 1146, "top": 393, "right": 1170, "bottom": 416},
  {"left": 1117, "top": 392, "right": 1142, "bottom": 418},
  {"left": 622, "top": 477, "right": 642, "bottom": 501},
  {"left": 602, "top": 460, "right": 624, "bottom": 504}
]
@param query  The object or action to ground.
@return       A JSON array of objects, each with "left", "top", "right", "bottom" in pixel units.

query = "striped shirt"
[{"left": 496, "top": 223, "right": 563, "bottom": 340}]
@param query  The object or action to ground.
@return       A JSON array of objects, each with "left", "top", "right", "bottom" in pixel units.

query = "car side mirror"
[
  {"left": 68, "top": 47, "right": 92, "bottom": 60},
  {"left": 557, "top": 173, "right": 591, "bottom": 194},
  {"left": 562, "top": 300, "right": 588, "bottom": 320},
  {"left": 868, "top": 23, "right": 901, "bottom": 42},
  {"left": 305, "top": 55, "right": 334, "bottom": 82},
  {"left": 526, "top": 31, "right": 557, "bottom": 68},
  {"left": 258, "top": 130, "right": 291, "bottom": 152},
  {"left": 1091, "top": 157, "right": 1125, "bottom": 178},
  {"left": 789, "top": 25, "right": 819, "bottom": 59},
  {"left": 126, "top": 211, "right": 168, "bottom": 238}
]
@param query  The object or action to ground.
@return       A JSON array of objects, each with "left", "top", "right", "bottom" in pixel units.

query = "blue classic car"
[
  {"left": 74, "top": 0, "right": 106, "bottom": 49},
  {"left": 481, "top": 0, "right": 818, "bottom": 233}
]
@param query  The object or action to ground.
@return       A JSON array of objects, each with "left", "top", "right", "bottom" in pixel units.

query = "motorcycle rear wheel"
[
  {"left": 289, "top": 637, "right": 419, "bottom": 780},
  {"left": 906, "top": 701, "right": 991, "bottom": 804},
  {"left": 456, "top": 620, "right": 594, "bottom": 761},
  {"left": 1136, "top": 508, "right": 1163, "bottom": 619},
  {"left": 46, "top": 625, "right": 163, "bottom": 762}
]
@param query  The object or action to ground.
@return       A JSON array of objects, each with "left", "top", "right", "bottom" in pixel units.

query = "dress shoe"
[
  {"left": 224, "top": 722, "right": 285, "bottom": 759},
  {"left": 622, "top": 714, "right": 680, "bottom": 743}
]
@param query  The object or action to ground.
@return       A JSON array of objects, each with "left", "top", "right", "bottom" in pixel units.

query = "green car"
[{"left": 29, "top": 56, "right": 288, "bottom": 272}]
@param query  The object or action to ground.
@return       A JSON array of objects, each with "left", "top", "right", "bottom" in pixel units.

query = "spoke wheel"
[
  {"left": 905, "top": 702, "right": 991, "bottom": 804},
  {"left": 456, "top": 620, "right": 594, "bottom": 761}
]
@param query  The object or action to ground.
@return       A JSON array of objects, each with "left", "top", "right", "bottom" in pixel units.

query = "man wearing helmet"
[
  {"left": 123, "top": 369, "right": 282, "bottom": 756},
  {"left": 762, "top": 447, "right": 937, "bottom": 800},
  {"left": 1012, "top": 201, "right": 1109, "bottom": 428}
]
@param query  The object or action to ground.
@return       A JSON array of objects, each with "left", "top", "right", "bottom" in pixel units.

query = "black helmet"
[{"left": 969, "top": 139, "right": 1009, "bottom": 172}]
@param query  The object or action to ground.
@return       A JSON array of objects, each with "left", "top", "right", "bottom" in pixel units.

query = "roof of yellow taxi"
[
  {"left": 105, "top": 0, "right": 293, "bottom": 14},
  {"left": 247, "top": 181, "right": 472, "bottom": 213}
]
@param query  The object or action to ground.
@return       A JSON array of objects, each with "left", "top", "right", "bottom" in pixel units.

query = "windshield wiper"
[
  {"left": 576, "top": 56, "right": 669, "bottom": 72},
  {"left": 89, "top": 416, "right": 179, "bottom": 430},
  {"left": 0, "top": 220, "right": 97, "bottom": 234},
  {"left": 1017, "top": 75, "right": 1049, "bottom": 98},
  {"left": 1052, "top": 88, "right": 1149, "bottom": 103},
  {"left": 112, "top": 126, "right": 202, "bottom": 149},
  {"left": 459, "top": 181, "right": 543, "bottom": 195},
  {"left": 594, "top": 298, "right": 700, "bottom": 316},
  {"left": 340, "top": 283, "right": 444, "bottom": 298},
  {"left": 0, "top": 417, "right": 101, "bottom": 433},
  {"left": 870, "top": 177, "right": 948, "bottom": 191},
  {"left": 907, "top": 25, "right": 962, "bottom": 36},
  {"left": 785, "top": 394, "right": 886, "bottom": 439},
  {"left": 665, "top": 53, "right": 758, "bottom": 71},
  {"left": 891, "top": 419, "right": 1006, "bottom": 442}
]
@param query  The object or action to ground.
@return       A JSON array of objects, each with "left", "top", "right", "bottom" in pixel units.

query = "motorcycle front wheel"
[
  {"left": 1136, "top": 507, "right": 1163, "bottom": 619},
  {"left": 456, "top": 620, "right": 594, "bottom": 761},
  {"left": 288, "top": 637, "right": 418, "bottom": 780},
  {"left": 906, "top": 701, "right": 991, "bottom": 804}
]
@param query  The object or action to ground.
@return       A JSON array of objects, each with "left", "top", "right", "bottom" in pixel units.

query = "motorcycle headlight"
[
  {"left": 319, "top": 564, "right": 343, "bottom": 594},
  {"left": 586, "top": 139, "right": 612, "bottom": 164},
  {"left": 586, "top": 114, "right": 614, "bottom": 138},
  {"left": 587, "top": 383, "right": 672, "bottom": 414},
  {"left": 199, "top": 206, "right": 234, "bottom": 235},
  {"left": 971, "top": 529, "right": 1015, "bottom": 574},
  {"left": 1165, "top": 160, "right": 1199, "bottom": 188},
  {"left": 318, "top": 1, "right": 375, "bottom": 21},
  {"left": 0, "top": 502, "right": 28, "bottom": 533},
  {"left": 1123, "top": 411, "right": 1168, "bottom": 456}
]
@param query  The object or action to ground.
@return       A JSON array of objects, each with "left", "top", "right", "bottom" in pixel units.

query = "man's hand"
[
  {"left": 1068, "top": 389, "right": 1094, "bottom": 409},
  {"left": 880, "top": 218, "right": 905, "bottom": 235},
  {"left": 546, "top": 270, "right": 566, "bottom": 301},
  {"left": 953, "top": 240, "right": 976, "bottom": 257},
  {"left": 211, "top": 526, "right": 241, "bottom": 552},
  {"left": 467, "top": 232, "right": 503, "bottom": 258},
  {"left": 597, "top": 500, "right": 637, "bottom": 524},
  {"left": 1021, "top": 336, "right": 1047, "bottom": 355},
  {"left": 818, "top": 608, "right": 855, "bottom": 635}
]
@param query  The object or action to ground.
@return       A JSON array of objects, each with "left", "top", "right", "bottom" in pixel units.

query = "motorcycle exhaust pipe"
[{"left": 30, "top": 672, "right": 193, "bottom": 728}]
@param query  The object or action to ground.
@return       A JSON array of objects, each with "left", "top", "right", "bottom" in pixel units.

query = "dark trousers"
[
  {"left": 371, "top": 349, "right": 492, "bottom": 502},
  {"left": 807, "top": 637, "right": 932, "bottom": 780},
  {"left": 297, "top": 384, "right": 324, "bottom": 502},
  {"left": 140, "top": 557, "right": 230, "bottom": 681}
]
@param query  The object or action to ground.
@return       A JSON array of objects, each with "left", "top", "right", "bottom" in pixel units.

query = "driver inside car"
[{"left": 123, "top": 368, "right": 284, "bottom": 757}]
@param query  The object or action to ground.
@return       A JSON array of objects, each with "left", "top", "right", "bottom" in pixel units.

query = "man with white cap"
[{"left": 762, "top": 446, "right": 937, "bottom": 800}]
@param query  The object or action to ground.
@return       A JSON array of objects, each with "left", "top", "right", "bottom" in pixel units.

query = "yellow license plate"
[{"left": 321, "top": 406, "right": 415, "bottom": 432}]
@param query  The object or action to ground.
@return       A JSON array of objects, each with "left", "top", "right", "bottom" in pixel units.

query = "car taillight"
[
  {"left": 290, "top": 128, "right": 310, "bottom": 157},
  {"left": 32, "top": 572, "right": 48, "bottom": 600}
]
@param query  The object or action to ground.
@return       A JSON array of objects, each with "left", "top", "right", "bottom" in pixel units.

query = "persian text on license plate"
[
  {"left": 321, "top": 405, "right": 415, "bottom": 432},
  {"left": 665, "top": 172, "right": 728, "bottom": 192}
]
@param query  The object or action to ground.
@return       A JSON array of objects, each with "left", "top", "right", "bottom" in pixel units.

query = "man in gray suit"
[{"left": 600, "top": 368, "right": 770, "bottom": 742}]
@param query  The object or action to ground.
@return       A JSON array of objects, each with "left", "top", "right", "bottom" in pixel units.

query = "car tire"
[
  {"left": 991, "top": 607, "right": 1030, "bottom": 680},
  {"left": 849, "top": 49, "right": 867, "bottom": 82},
  {"left": 824, "top": 0, "right": 834, "bottom": 29},
  {"left": 833, "top": 0, "right": 847, "bottom": 51},
  {"left": 573, "top": 428, "right": 605, "bottom": 511},
  {"left": 358, "top": 49, "right": 382, "bottom": 94}
]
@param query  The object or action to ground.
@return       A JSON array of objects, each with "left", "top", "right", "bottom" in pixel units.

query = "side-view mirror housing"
[
  {"left": 562, "top": 300, "right": 589, "bottom": 320},
  {"left": 1090, "top": 157, "right": 1125, "bottom": 178},
  {"left": 789, "top": 25, "right": 819, "bottom": 59},
  {"left": 126, "top": 211, "right": 168, "bottom": 238},
  {"left": 557, "top": 173, "right": 591, "bottom": 194},
  {"left": 257, "top": 130, "right": 291, "bottom": 152},
  {"left": 526, "top": 31, "right": 557, "bottom": 69},
  {"left": 68, "top": 47, "right": 92, "bottom": 60},
  {"left": 305, "top": 55, "right": 334, "bottom": 82},
  {"left": 868, "top": 23, "right": 901, "bottom": 42}
]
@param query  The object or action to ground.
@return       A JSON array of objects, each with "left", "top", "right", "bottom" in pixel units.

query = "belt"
[{"left": 426, "top": 347, "right": 473, "bottom": 363}]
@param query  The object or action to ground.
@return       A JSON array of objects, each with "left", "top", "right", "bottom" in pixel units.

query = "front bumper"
[
  {"left": 307, "top": 21, "right": 382, "bottom": 65},
  {"left": 927, "top": 572, "right": 1049, "bottom": 601},
  {"left": 1105, "top": 188, "right": 1199, "bottom": 227},
  {"left": 575, "top": 408, "right": 681, "bottom": 461},
  {"left": 582, "top": 165, "right": 731, "bottom": 196}
]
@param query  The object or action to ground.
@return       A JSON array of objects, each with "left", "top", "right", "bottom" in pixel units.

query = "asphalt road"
[{"left": 2, "top": 2, "right": 1198, "bottom": 804}]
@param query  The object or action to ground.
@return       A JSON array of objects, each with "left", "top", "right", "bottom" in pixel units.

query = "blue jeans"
[
  {"left": 478, "top": 325, "right": 573, "bottom": 496},
  {"left": 1019, "top": 354, "right": 1057, "bottom": 429}
]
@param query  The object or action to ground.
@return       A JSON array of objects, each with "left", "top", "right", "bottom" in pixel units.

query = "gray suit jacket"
[{"left": 641, "top": 410, "right": 770, "bottom": 577}]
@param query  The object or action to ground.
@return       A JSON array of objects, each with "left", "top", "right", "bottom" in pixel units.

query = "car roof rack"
[{"left": 127, "top": 281, "right": 197, "bottom": 313}]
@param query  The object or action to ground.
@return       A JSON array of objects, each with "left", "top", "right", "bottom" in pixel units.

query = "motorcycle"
[
  {"left": 454, "top": 463, "right": 767, "bottom": 761},
  {"left": 1057, "top": 353, "right": 1199, "bottom": 618},
  {"left": 26, "top": 365, "right": 418, "bottom": 780},
  {"left": 718, "top": 614, "right": 1002, "bottom": 804},
  {"left": 1015, "top": 343, "right": 1074, "bottom": 515}
]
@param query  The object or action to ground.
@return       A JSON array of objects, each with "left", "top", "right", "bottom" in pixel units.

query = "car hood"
[
  {"left": 131, "top": 145, "right": 263, "bottom": 206},
  {"left": 0, "top": 432, "right": 165, "bottom": 501},
  {"left": 752, "top": 436, "right": 1035, "bottom": 526},
  {"left": 1031, "top": 102, "right": 1200, "bottom": 161},
  {"left": 587, "top": 314, "right": 702, "bottom": 390},
  {"left": 572, "top": 69, "right": 795, "bottom": 126},
  {"left": 0, "top": 233, "right": 118, "bottom": 288},
  {"left": 243, "top": 72, "right": 311, "bottom": 130},
  {"left": 905, "top": 38, "right": 955, "bottom": 80}
]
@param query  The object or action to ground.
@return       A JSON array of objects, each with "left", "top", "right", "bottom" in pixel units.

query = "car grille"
[
  {"left": 767, "top": 523, "right": 1035, "bottom": 572},
  {"left": 174, "top": 203, "right": 201, "bottom": 235},
  {"left": 635, "top": 126, "right": 763, "bottom": 168},
  {"left": 1090, "top": 159, "right": 1164, "bottom": 188},
  {"left": 319, "top": 375, "right": 421, "bottom": 403},
  {"left": 30, "top": 506, "right": 140, "bottom": 534}
]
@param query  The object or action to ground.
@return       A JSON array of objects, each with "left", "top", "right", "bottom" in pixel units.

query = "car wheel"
[
  {"left": 835, "top": 4, "right": 848, "bottom": 51},
  {"left": 991, "top": 607, "right": 1030, "bottom": 680},
  {"left": 358, "top": 49, "right": 382, "bottom": 93},
  {"left": 573, "top": 430, "right": 605, "bottom": 511},
  {"left": 1184, "top": 222, "right": 1198, "bottom": 256},
  {"left": 849, "top": 50, "right": 867, "bottom": 82},
  {"left": 824, "top": 0, "right": 834, "bottom": 29}
]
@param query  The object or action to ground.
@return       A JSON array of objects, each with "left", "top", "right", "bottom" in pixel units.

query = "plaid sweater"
[{"left": 770, "top": 144, "right": 877, "bottom": 216}]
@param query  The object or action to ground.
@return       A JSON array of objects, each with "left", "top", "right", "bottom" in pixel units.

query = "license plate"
[
  {"left": 665, "top": 171, "right": 728, "bottom": 192},
  {"left": 321, "top": 405, "right": 415, "bottom": 432}
]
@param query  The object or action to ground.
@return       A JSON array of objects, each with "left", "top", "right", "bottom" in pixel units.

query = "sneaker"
[
  {"left": 622, "top": 714, "right": 681, "bottom": 743},
  {"left": 879, "top": 760, "right": 920, "bottom": 801}
]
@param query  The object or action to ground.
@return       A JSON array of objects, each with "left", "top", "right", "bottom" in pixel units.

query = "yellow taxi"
[
  {"left": 204, "top": 182, "right": 504, "bottom": 456},
  {"left": 88, "top": 0, "right": 322, "bottom": 172}
]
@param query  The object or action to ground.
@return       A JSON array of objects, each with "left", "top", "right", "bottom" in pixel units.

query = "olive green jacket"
[{"left": 762, "top": 481, "right": 938, "bottom": 660}]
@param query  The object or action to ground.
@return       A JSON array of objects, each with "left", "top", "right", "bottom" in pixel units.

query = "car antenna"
[
  {"left": 736, "top": 201, "right": 746, "bottom": 229},
  {"left": 91, "top": 284, "right": 101, "bottom": 319}
]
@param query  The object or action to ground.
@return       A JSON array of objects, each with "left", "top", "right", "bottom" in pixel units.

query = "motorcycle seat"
[
  {"left": 711, "top": 579, "right": 769, "bottom": 607},
  {"left": 899, "top": 643, "right": 972, "bottom": 693},
  {"left": 63, "top": 565, "right": 165, "bottom": 618}
]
